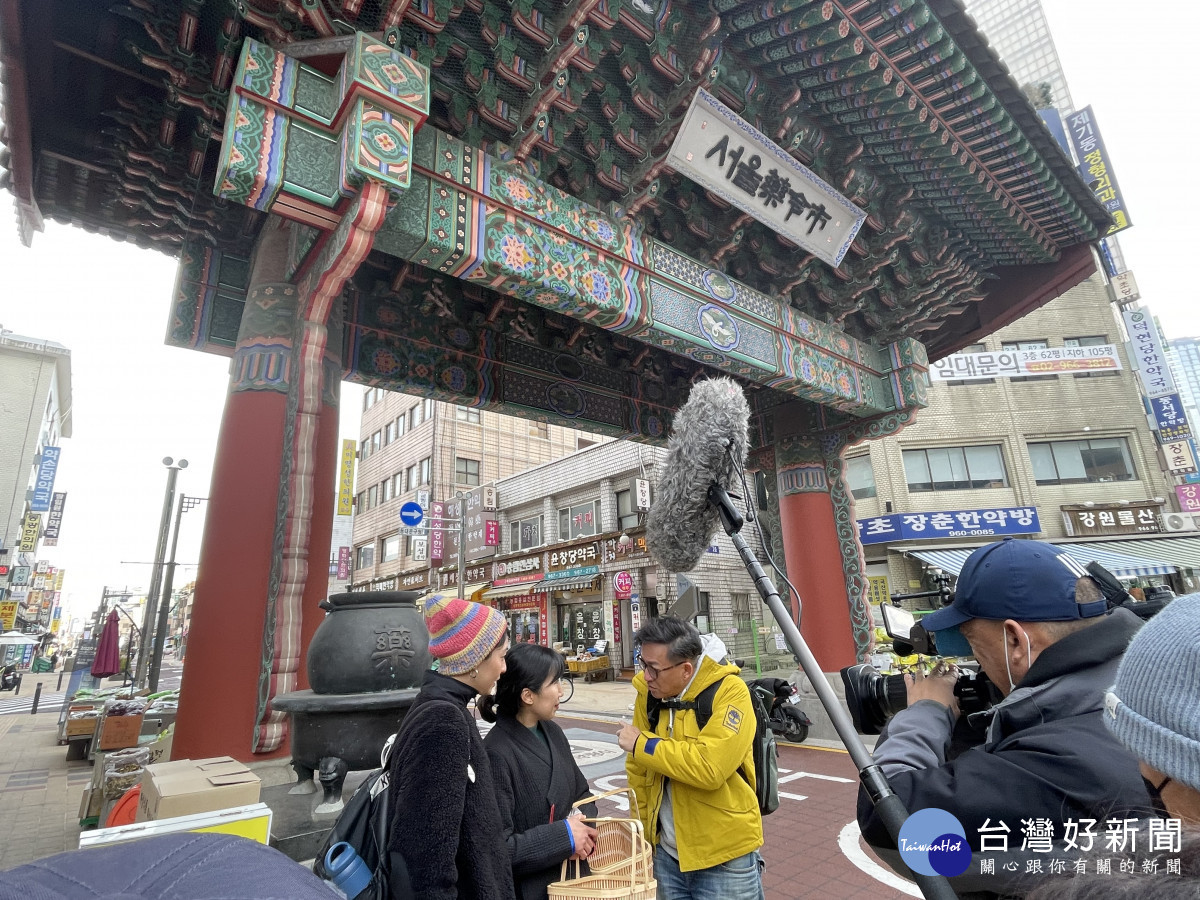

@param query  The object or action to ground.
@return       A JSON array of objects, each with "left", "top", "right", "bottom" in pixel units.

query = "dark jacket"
[
  {"left": 386, "top": 670, "right": 516, "bottom": 900},
  {"left": 484, "top": 716, "right": 598, "bottom": 900},
  {"left": 858, "top": 608, "right": 1152, "bottom": 898}
]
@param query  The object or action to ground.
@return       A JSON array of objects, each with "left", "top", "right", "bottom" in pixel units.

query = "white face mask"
[{"left": 1003, "top": 629, "right": 1033, "bottom": 693}]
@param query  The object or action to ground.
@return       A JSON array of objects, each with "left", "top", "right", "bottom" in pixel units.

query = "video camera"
[
  {"left": 840, "top": 559, "right": 1164, "bottom": 735},
  {"left": 841, "top": 603, "right": 1000, "bottom": 735}
]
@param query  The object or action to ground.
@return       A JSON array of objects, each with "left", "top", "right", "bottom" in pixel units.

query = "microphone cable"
[{"left": 729, "top": 452, "right": 805, "bottom": 630}]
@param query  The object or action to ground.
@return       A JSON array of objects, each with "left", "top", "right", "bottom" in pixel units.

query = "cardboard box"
[
  {"left": 98, "top": 713, "right": 145, "bottom": 751},
  {"left": 136, "top": 756, "right": 261, "bottom": 823},
  {"left": 66, "top": 715, "right": 100, "bottom": 738},
  {"left": 78, "top": 788, "right": 93, "bottom": 820},
  {"left": 142, "top": 728, "right": 173, "bottom": 766}
]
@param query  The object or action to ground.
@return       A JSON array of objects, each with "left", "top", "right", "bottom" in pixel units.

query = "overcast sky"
[{"left": 1, "top": 6, "right": 1195, "bottom": 623}]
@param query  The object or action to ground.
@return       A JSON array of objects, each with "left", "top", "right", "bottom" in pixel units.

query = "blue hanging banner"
[{"left": 30, "top": 447, "right": 61, "bottom": 513}]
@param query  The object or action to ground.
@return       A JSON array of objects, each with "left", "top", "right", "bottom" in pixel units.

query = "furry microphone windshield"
[{"left": 646, "top": 377, "right": 750, "bottom": 573}]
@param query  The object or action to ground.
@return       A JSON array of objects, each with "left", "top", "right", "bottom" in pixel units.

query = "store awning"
[
  {"left": 904, "top": 544, "right": 1175, "bottom": 579},
  {"left": 483, "top": 583, "right": 543, "bottom": 600},
  {"left": 531, "top": 575, "right": 601, "bottom": 594},
  {"left": 904, "top": 548, "right": 973, "bottom": 576},
  {"left": 416, "top": 582, "right": 491, "bottom": 606},
  {"left": 1065, "top": 537, "right": 1200, "bottom": 573}
]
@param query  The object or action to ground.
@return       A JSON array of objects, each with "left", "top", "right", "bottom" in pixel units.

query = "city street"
[
  {"left": 555, "top": 713, "right": 916, "bottom": 900},
  {"left": 0, "top": 661, "right": 183, "bottom": 717}
]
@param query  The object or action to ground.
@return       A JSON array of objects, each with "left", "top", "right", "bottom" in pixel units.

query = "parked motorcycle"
[
  {"left": 1, "top": 665, "right": 19, "bottom": 692},
  {"left": 749, "top": 677, "right": 811, "bottom": 743}
]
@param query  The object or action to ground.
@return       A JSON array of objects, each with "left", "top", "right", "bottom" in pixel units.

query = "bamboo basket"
[{"left": 548, "top": 788, "right": 656, "bottom": 900}]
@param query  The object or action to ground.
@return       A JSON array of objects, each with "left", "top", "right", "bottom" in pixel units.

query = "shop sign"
[
  {"left": 1122, "top": 309, "right": 1176, "bottom": 399},
  {"left": 1111, "top": 271, "right": 1140, "bottom": 305},
  {"left": 610, "top": 599, "right": 621, "bottom": 643},
  {"left": 666, "top": 89, "right": 865, "bottom": 268},
  {"left": 1164, "top": 438, "right": 1198, "bottom": 475},
  {"left": 31, "top": 575, "right": 46, "bottom": 590},
  {"left": 53, "top": 569, "right": 65, "bottom": 590},
  {"left": 614, "top": 571, "right": 634, "bottom": 599},
  {"left": 397, "top": 569, "right": 430, "bottom": 591},
  {"left": 0, "top": 601, "right": 16, "bottom": 631},
  {"left": 336, "top": 440, "right": 356, "bottom": 516},
  {"left": 602, "top": 532, "right": 648, "bottom": 562},
  {"left": 18, "top": 513, "right": 40, "bottom": 552},
  {"left": 634, "top": 478, "right": 652, "bottom": 511},
  {"left": 430, "top": 501, "right": 445, "bottom": 562},
  {"left": 1061, "top": 502, "right": 1161, "bottom": 537},
  {"left": 11, "top": 566, "right": 29, "bottom": 586},
  {"left": 336, "top": 547, "right": 351, "bottom": 580},
  {"left": 372, "top": 577, "right": 397, "bottom": 591},
  {"left": 439, "top": 564, "right": 490, "bottom": 589},
  {"left": 42, "top": 492, "right": 67, "bottom": 546},
  {"left": 492, "top": 554, "right": 543, "bottom": 587},
  {"left": 1065, "top": 106, "right": 1131, "bottom": 236},
  {"left": 35, "top": 561, "right": 49, "bottom": 574},
  {"left": 30, "top": 447, "right": 61, "bottom": 513},
  {"left": 1176, "top": 484, "right": 1200, "bottom": 513},
  {"left": 497, "top": 593, "right": 541, "bottom": 611},
  {"left": 930, "top": 344, "right": 1122, "bottom": 381},
  {"left": 630, "top": 594, "right": 641, "bottom": 632},
  {"left": 549, "top": 543, "right": 598, "bottom": 571},
  {"left": 1151, "top": 394, "right": 1191, "bottom": 442},
  {"left": 857, "top": 507, "right": 1040, "bottom": 545},
  {"left": 602, "top": 599, "right": 616, "bottom": 644},
  {"left": 444, "top": 487, "right": 500, "bottom": 565},
  {"left": 544, "top": 565, "right": 599, "bottom": 582}
]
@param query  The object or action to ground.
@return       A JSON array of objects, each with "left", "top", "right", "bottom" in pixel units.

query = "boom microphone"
[{"left": 646, "top": 377, "right": 750, "bottom": 573}]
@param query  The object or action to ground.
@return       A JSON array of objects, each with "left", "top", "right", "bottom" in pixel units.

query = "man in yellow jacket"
[{"left": 617, "top": 616, "right": 764, "bottom": 899}]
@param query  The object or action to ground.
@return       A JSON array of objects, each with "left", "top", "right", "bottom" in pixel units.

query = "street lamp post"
[
  {"left": 136, "top": 457, "right": 187, "bottom": 687},
  {"left": 148, "top": 494, "right": 204, "bottom": 691}
]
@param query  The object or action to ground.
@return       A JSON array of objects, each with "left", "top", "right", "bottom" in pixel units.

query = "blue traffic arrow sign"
[{"left": 399, "top": 501, "right": 424, "bottom": 527}]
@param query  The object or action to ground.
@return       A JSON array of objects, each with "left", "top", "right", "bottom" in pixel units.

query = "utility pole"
[
  {"left": 136, "top": 458, "right": 186, "bottom": 687},
  {"left": 148, "top": 495, "right": 203, "bottom": 691},
  {"left": 456, "top": 491, "right": 466, "bottom": 600}
]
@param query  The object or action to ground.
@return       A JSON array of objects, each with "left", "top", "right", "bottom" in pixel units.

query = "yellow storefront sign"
[
  {"left": 18, "top": 513, "right": 40, "bottom": 552},
  {"left": 0, "top": 601, "right": 17, "bottom": 631},
  {"left": 337, "top": 439, "right": 357, "bottom": 516}
]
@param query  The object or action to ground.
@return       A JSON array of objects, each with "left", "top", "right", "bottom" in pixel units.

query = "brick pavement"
[{"left": 0, "top": 674, "right": 919, "bottom": 899}]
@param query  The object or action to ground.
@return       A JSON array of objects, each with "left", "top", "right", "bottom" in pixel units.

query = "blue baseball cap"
[{"left": 921, "top": 539, "right": 1106, "bottom": 644}]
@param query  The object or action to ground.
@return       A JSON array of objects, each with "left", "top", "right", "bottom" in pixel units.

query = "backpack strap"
[{"left": 645, "top": 676, "right": 728, "bottom": 732}]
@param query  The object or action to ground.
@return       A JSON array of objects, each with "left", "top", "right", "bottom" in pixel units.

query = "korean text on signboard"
[
  {"left": 1122, "top": 309, "right": 1176, "bottom": 399},
  {"left": 1150, "top": 394, "right": 1192, "bottom": 442},
  {"left": 1062, "top": 503, "right": 1161, "bottom": 537},
  {"left": 336, "top": 547, "right": 351, "bottom": 580},
  {"left": 18, "top": 513, "right": 40, "bottom": 552},
  {"left": 42, "top": 492, "right": 67, "bottom": 546},
  {"left": 337, "top": 440, "right": 357, "bottom": 516},
  {"left": 857, "top": 507, "right": 1041, "bottom": 545},
  {"left": 30, "top": 447, "right": 61, "bottom": 513},
  {"left": 666, "top": 90, "right": 865, "bottom": 268},
  {"left": 1065, "top": 106, "right": 1131, "bottom": 236},
  {"left": 1177, "top": 484, "right": 1200, "bottom": 513},
  {"left": 930, "top": 345, "right": 1123, "bottom": 381},
  {"left": 1164, "top": 438, "right": 1199, "bottom": 476},
  {"left": 1110, "top": 271, "right": 1140, "bottom": 306}
]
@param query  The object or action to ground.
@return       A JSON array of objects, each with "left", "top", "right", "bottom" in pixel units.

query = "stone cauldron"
[{"left": 272, "top": 590, "right": 430, "bottom": 814}]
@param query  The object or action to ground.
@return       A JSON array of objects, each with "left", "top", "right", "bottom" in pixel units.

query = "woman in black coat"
[
  {"left": 386, "top": 595, "right": 515, "bottom": 900},
  {"left": 481, "top": 644, "right": 599, "bottom": 900}
]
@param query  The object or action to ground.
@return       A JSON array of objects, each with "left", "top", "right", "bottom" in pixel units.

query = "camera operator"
[{"left": 857, "top": 539, "right": 1152, "bottom": 897}]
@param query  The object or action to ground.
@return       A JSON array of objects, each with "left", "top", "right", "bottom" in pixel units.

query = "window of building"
[
  {"left": 419, "top": 457, "right": 431, "bottom": 486},
  {"left": 396, "top": 415, "right": 406, "bottom": 438},
  {"left": 409, "top": 405, "right": 420, "bottom": 429},
  {"left": 946, "top": 343, "right": 993, "bottom": 386},
  {"left": 368, "top": 485, "right": 378, "bottom": 508},
  {"left": 355, "top": 491, "right": 366, "bottom": 512},
  {"left": 1029, "top": 438, "right": 1135, "bottom": 484},
  {"left": 1001, "top": 340, "right": 1057, "bottom": 382},
  {"left": 615, "top": 489, "right": 639, "bottom": 531},
  {"left": 423, "top": 398, "right": 434, "bottom": 420},
  {"left": 384, "top": 422, "right": 394, "bottom": 444},
  {"left": 456, "top": 406, "right": 480, "bottom": 423},
  {"left": 372, "top": 431, "right": 381, "bottom": 452},
  {"left": 510, "top": 515, "right": 543, "bottom": 551},
  {"left": 559, "top": 500, "right": 600, "bottom": 540},
  {"left": 393, "top": 472, "right": 404, "bottom": 497},
  {"left": 903, "top": 445, "right": 1009, "bottom": 492},
  {"left": 381, "top": 478, "right": 392, "bottom": 503},
  {"left": 696, "top": 592, "right": 711, "bottom": 634},
  {"left": 845, "top": 454, "right": 877, "bottom": 500},
  {"left": 360, "top": 440, "right": 370, "bottom": 462},
  {"left": 577, "top": 437, "right": 596, "bottom": 450},
  {"left": 355, "top": 544, "right": 374, "bottom": 569},
  {"left": 381, "top": 534, "right": 401, "bottom": 562},
  {"left": 1064, "top": 335, "right": 1119, "bottom": 378},
  {"left": 406, "top": 463, "right": 418, "bottom": 491},
  {"left": 456, "top": 457, "right": 480, "bottom": 486},
  {"left": 530, "top": 421, "right": 549, "bottom": 438}
]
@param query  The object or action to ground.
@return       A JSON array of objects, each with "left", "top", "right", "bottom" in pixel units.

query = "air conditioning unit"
[{"left": 1162, "top": 512, "right": 1200, "bottom": 533}]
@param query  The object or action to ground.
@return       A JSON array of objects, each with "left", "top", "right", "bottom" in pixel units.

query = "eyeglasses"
[{"left": 638, "top": 660, "right": 685, "bottom": 678}]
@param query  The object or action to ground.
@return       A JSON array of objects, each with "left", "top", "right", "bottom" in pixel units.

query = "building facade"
[
  {"left": 0, "top": 331, "right": 72, "bottom": 647},
  {"left": 1167, "top": 336, "right": 1200, "bottom": 429},
  {"left": 348, "top": 389, "right": 608, "bottom": 594}
]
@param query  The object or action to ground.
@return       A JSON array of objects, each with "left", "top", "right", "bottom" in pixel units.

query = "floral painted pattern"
[
  {"left": 503, "top": 175, "right": 533, "bottom": 204},
  {"left": 580, "top": 270, "right": 611, "bottom": 306},
  {"left": 500, "top": 234, "right": 535, "bottom": 273}
]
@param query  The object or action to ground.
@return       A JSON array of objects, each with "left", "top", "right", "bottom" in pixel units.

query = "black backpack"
[
  {"left": 313, "top": 735, "right": 412, "bottom": 900},
  {"left": 646, "top": 675, "right": 779, "bottom": 816}
]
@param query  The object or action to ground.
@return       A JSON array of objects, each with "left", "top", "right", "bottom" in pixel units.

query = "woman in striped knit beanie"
[{"left": 385, "top": 594, "right": 515, "bottom": 900}]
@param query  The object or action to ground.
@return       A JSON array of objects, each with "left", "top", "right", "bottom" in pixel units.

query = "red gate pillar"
[{"left": 769, "top": 427, "right": 873, "bottom": 673}]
